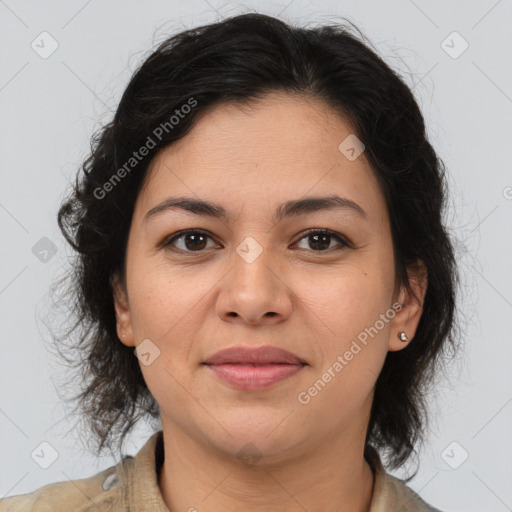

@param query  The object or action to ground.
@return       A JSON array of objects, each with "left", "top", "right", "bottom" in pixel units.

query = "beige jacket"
[{"left": 1, "top": 431, "right": 443, "bottom": 511}]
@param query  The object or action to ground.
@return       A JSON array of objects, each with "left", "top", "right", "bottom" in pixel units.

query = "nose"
[{"left": 215, "top": 241, "right": 293, "bottom": 325}]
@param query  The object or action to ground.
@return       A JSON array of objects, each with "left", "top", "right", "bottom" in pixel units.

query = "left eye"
[
  {"left": 294, "top": 230, "right": 350, "bottom": 252},
  {"left": 162, "top": 229, "right": 350, "bottom": 253}
]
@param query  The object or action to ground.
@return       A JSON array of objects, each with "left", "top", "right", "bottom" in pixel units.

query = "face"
[{"left": 113, "top": 92, "right": 426, "bottom": 462}]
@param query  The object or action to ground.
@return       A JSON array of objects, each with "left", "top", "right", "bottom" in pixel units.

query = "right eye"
[{"left": 161, "top": 229, "right": 220, "bottom": 253}]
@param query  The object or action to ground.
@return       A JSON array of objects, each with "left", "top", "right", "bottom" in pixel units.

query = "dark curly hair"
[{"left": 53, "top": 12, "right": 460, "bottom": 474}]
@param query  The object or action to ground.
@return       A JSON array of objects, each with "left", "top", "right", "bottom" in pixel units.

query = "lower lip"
[{"left": 205, "top": 363, "right": 305, "bottom": 390}]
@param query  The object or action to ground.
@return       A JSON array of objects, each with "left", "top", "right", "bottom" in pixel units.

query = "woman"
[{"left": 1, "top": 12, "right": 458, "bottom": 512}]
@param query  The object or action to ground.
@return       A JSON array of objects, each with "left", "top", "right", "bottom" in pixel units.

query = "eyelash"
[{"left": 160, "top": 228, "right": 352, "bottom": 254}]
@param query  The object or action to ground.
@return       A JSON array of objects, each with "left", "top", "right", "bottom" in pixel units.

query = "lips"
[
  {"left": 203, "top": 345, "right": 307, "bottom": 391},
  {"left": 203, "top": 345, "right": 306, "bottom": 365}
]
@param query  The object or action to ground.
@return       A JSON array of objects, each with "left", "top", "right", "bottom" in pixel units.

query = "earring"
[{"left": 398, "top": 332, "right": 408, "bottom": 342}]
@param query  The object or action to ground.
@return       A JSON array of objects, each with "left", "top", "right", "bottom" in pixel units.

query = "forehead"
[{"left": 136, "top": 92, "right": 387, "bottom": 225}]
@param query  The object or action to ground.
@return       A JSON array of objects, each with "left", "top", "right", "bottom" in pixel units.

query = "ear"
[
  {"left": 388, "top": 260, "right": 428, "bottom": 352},
  {"left": 111, "top": 272, "right": 135, "bottom": 347}
]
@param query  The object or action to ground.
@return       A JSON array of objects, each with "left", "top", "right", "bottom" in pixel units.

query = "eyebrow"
[{"left": 144, "top": 195, "right": 367, "bottom": 224}]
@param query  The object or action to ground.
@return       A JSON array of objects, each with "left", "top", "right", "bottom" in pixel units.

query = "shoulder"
[
  {"left": 0, "top": 458, "right": 133, "bottom": 512},
  {"left": 0, "top": 431, "right": 164, "bottom": 512},
  {"left": 366, "top": 445, "right": 444, "bottom": 512},
  {"left": 383, "top": 472, "right": 444, "bottom": 512}
]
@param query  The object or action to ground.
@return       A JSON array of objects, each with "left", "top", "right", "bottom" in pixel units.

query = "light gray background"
[{"left": 1, "top": 1, "right": 511, "bottom": 511}]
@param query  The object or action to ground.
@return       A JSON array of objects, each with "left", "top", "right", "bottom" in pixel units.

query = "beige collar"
[{"left": 117, "top": 431, "right": 438, "bottom": 511}]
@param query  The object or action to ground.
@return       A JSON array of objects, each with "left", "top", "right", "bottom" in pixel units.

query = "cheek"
[
  {"left": 300, "top": 265, "right": 392, "bottom": 342},
  {"left": 295, "top": 274, "right": 391, "bottom": 419},
  {"left": 126, "top": 256, "right": 205, "bottom": 340},
  {"left": 297, "top": 272, "right": 394, "bottom": 415},
  {"left": 125, "top": 265, "right": 205, "bottom": 407},
  {"left": 125, "top": 258, "right": 221, "bottom": 389}
]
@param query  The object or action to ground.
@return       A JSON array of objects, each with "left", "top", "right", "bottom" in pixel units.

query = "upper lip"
[{"left": 203, "top": 345, "right": 306, "bottom": 365}]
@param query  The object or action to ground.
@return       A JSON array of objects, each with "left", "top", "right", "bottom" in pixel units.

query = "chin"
[{"left": 206, "top": 412, "right": 306, "bottom": 459}]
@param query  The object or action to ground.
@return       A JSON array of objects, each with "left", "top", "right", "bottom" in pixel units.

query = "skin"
[{"left": 113, "top": 92, "right": 427, "bottom": 512}]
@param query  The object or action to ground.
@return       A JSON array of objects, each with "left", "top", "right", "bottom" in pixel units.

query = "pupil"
[
  {"left": 185, "top": 233, "right": 207, "bottom": 250},
  {"left": 310, "top": 233, "right": 329, "bottom": 251}
]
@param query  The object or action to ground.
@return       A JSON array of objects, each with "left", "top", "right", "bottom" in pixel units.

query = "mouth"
[
  {"left": 204, "top": 362, "right": 306, "bottom": 391},
  {"left": 202, "top": 345, "right": 307, "bottom": 391}
]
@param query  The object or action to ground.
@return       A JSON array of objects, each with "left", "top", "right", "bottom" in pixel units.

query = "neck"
[{"left": 158, "top": 423, "right": 375, "bottom": 512}]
